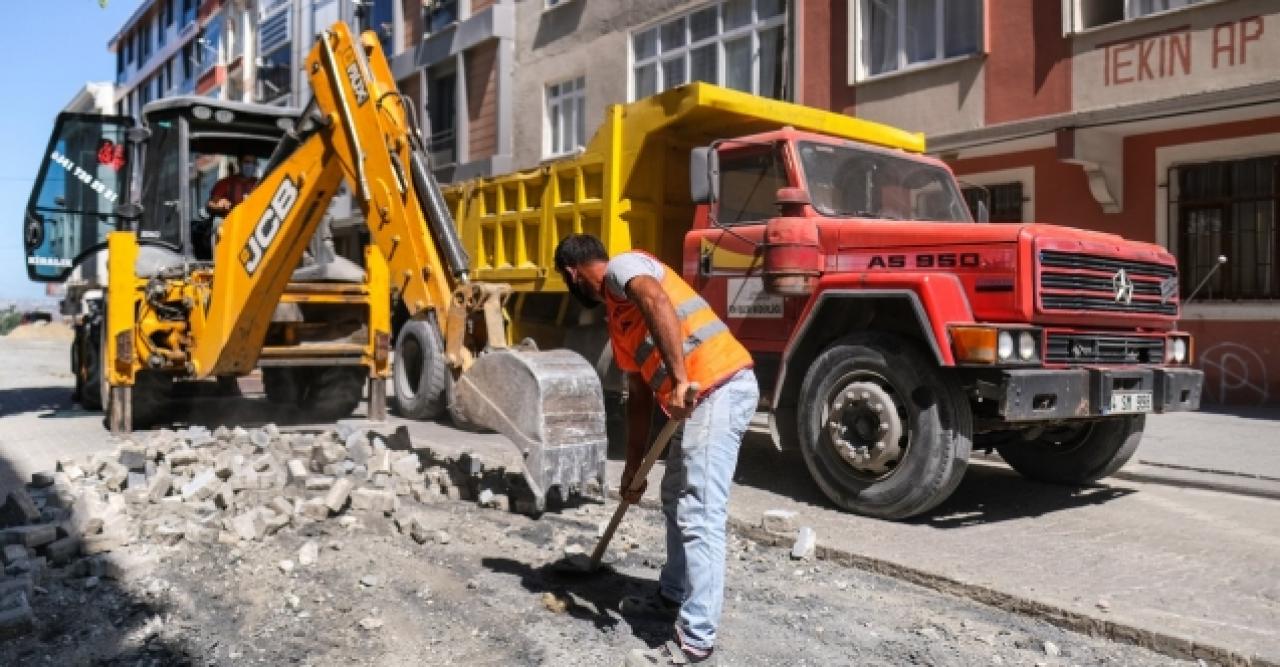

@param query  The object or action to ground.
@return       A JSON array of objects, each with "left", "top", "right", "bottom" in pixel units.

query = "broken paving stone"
[
  {"left": 299, "top": 498, "right": 329, "bottom": 521},
  {"left": 358, "top": 617, "right": 383, "bottom": 630},
  {"left": 1043, "top": 641, "right": 1062, "bottom": 657},
  {"left": 298, "top": 541, "right": 319, "bottom": 566},
  {"left": 286, "top": 459, "right": 309, "bottom": 484},
  {"left": 0, "top": 592, "right": 34, "bottom": 639},
  {"left": 118, "top": 448, "right": 148, "bottom": 472},
  {"left": 541, "top": 591, "right": 568, "bottom": 614},
  {"left": 147, "top": 470, "right": 172, "bottom": 503},
  {"left": 29, "top": 472, "right": 55, "bottom": 489},
  {"left": 435, "top": 531, "right": 451, "bottom": 545},
  {"left": 45, "top": 536, "right": 80, "bottom": 565},
  {"left": 278, "top": 559, "right": 295, "bottom": 574},
  {"left": 231, "top": 512, "right": 265, "bottom": 541},
  {"left": 181, "top": 470, "right": 218, "bottom": 501},
  {"left": 167, "top": 449, "right": 199, "bottom": 466},
  {"left": 81, "top": 532, "right": 126, "bottom": 555},
  {"left": 127, "top": 472, "right": 148, "bottom": 491},
  {"left": 359, "top": 575, "right": 379, "bottom": 588},
  {"left": 325, "top": 479, "right": 355, "bottom": 513},
  {"left": 183, "top": 522, "right": 218, "bottom": 544},
  {"left": 2, "top": 545, "right": 28, "bottom": 564},
  {"left": 4, "top": 525, "right": 56, "bottom": 549},
  {"left": 762, "top": 509, "right": 799, "bottom": 533},
  {"left": 269, "top": 497, "right": 293, "bottom": 517},
  {"left": 263, "top": 512, "right": 290, "bottom": 536},
  {"left": 305, "top": 476, "right": 335, "bottom": 492},
  {"left": 0, "top": 491, "right": 42, "bottom": 528},
  {"left": 351, "top": 488, "right": 397, "bottom": 513},
  {"left": 790, "top": 527, "right": 817, "bottom": 561}
]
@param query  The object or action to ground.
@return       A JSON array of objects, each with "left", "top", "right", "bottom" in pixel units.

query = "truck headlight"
[
  {"left": 1171, "top": 337, "right": 1188, "bottom": 363},
  {"left": 997, "top": 331, "right": 1014, "bottom": 361},
  {"left": 1018, "top": 331, "right": 1037, "bottom": 361}
]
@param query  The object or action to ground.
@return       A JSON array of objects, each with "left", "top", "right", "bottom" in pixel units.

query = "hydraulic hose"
[{"left": 409, "top": 144, "right": 470, "bottom": 284}]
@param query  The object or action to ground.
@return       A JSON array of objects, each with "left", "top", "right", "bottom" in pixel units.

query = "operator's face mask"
[{"left": 560, "top": 267, "right": 601, "bottom": 308}]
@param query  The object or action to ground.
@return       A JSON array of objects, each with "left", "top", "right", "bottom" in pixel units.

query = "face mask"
[{"left": 241, "top": 163, "right": 258, "bottom": 178}]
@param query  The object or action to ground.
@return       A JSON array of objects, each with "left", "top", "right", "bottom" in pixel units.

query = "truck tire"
[
  {"left": 263, "top": 368, "right": 302, "bottom": 405},
  {"left": 995, "top": 416, "right": 1144, "bottom": 484},
  {"left": 798, "top": 333, "right": 972, "bottom": 520},
  {"left": 393, "top": 319, "right": 448, "bottom": 419},
  {"left": 299, "top": 366, "right": 366, "bottom": 422}
]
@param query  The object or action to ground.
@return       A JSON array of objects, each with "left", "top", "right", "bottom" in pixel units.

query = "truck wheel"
[
  {"left": 995, "top": 416, "right": 1144, "bottom": 484},
  {"left": 393, "top": 319, "right": 448, "bottom": 419},
  {"left": 263, "top": 368, "right": 302, "bottom": 404},
  {"left": 798, "top": 333, "right": 972, "bottom": 520},
  {"left": 299, "top": 366, "right": 365, "bottom": 421}
]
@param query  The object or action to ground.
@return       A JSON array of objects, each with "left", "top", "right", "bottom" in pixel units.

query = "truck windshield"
[{"left": 798, "top": 141, "right": 971, "bottom": 222}]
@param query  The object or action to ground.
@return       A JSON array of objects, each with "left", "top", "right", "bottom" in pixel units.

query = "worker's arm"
[
  {"left": 621, "top": 372, "right": 655, "bottom": 503},
  {"left": 625, "top": 274, "right": 694, "bottom": 420},
  {"left": 206, "top": 179, "right": 232, "bottom": 216}
]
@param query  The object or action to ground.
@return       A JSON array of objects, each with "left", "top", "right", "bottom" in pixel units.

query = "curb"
[{"left": 613, "top": 491, "right": 1275, "bottom": 667}]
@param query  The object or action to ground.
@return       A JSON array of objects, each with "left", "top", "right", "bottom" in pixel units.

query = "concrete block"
[
  {"left": 147, "top": 470, "right": 172, "bottom": 503},
  {"left": 352, "top": 488, "right": 397, "bottom": 513},
  {"left": 0, "top": 491, "right": 42, "bottom": 527},
  {"left": 118, "top": 447, "right": 148, "bottom": 472},
  {"left": 127, "top": 472, "right": 148, "bottom": 491},
  {"left": 263, "top": 511, "right": 290, "bottom": 536},
  {"left": 181, "top": 469, "right": 218, "bottom": 501},
  {"left": 2, "top": 545, "right": 28, "bottom": 565},
  {"left": 305, "top": 476, "right": 335, "bottom": 491},
  {"left": 231, "top": 511, "right": 265, "bottom": 541},
  {"left": 269, "top": 497, "right": 294, "bottom": 517},
  {"left": 3, "top": 525, "right": 56, "bottom": 549},
  {"left": 154, "top": 524, "right": 185, "bottom": 546},
  {"left": 299, "top": 498, "right": 330, "bottom": 521},
  {"left": 214, "top": 452, "right": 238, "bottom": 479},
  {"left": 29, "top": 472, "right": 55, "bottom": 489},
  {"left": 298, "top": 540, "right": 319, "bottom": 566},
  {"left": 102, "top": 553, "right": 157, "bottom": 580},
  {"left": 80, "top": 531, "right": 126, "bottom": 555},
  {"left": 252, "top": 455, "right": 272, "bottom": 472},
  {"left": 167, "top": 449, "right": 199, "bottom": 466},
  {"left": 391, "top": 455, "right": 420, "bottom": 480},
  {"left": 325, "top": 479, "right": 355, "bottom": 513},
  {"left": 44, "top": 535, "right": 78, "bottom": 565},
  {"left": 101, "top": 462, "right": 129, "bottom": 492},
  {"left": 0, "top": 592, "right": 33, "bottom": 639},
  {"left": 183, "top": 522, "right": 218, "bottom": 544},
  {"left": 368, "top": 450, "right": 391, "bottom": 475},
  {"left": 790, "top": 527, "right": 817, "bottom": 561},
  {"left": 762, "top": 509, "right": 799, "bottom": 534},
  {"left": 346, "top": 434, "right": 372, "bottom": 465}
]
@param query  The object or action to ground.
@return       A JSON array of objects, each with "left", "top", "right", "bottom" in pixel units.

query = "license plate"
[{"left": 1109, "top": 391, "right": 1153, "bottom": 414}]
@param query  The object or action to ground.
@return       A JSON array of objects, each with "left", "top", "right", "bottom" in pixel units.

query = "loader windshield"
[
  {"left": 24, "top": 113, "right": 133, "bottom": 282},
  {"left": 798, "top": 141, "right": 970, "bottom": 222}
]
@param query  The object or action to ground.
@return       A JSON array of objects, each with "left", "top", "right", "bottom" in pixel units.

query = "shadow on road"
[
  {"left": 482, "top": 556, "right": 669, "bottom": 648},
  {"left": 0, "top": 386, "right": 75, "bottom": 419},
  {"left": 1194, "top": 404, "right": 1280, "bottom": 422}
]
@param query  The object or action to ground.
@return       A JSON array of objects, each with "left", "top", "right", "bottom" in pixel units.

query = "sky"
[{"left": 0, "top": 0, "right": 142, "bottom": 300}]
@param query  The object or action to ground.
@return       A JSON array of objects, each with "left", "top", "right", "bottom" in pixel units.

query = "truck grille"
[
  {"left": 1038, "top": 250, "right": 1179, "bottom": 317},
  {"left": 1045, "top": 332, "right": 1166, "bottom": 365}
]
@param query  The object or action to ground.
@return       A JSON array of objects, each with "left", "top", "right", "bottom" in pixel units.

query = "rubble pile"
[{"left": 0, "top": 422, "right": 525, "bottom": 639}]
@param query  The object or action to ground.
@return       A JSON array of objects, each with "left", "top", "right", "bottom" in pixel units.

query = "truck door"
[
  {"left": 684, "top": 142, "right": 799, "bottom": 391},
  {"left": 23, "top": 112, "right": 134, "bottom": 282}
]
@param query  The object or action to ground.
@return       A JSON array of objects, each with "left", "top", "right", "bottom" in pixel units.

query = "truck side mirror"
[{"left": 690, "top": 147, "right": 719, "bottom": 204}]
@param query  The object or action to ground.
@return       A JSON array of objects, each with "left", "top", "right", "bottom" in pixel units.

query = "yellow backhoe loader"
[{"left": 21, "top": 22, "right": 606, "bottom": 510}]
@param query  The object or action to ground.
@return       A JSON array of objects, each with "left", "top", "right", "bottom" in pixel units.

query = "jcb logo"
[
  {"left": 346, "top": 62, "right": 369, "bottom": 106},
  {"left": 240, "top": 176, "right": 299, "bottom": 276}
]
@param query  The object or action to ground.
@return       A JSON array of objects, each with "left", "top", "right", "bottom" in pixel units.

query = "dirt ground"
[
  {"left": 4, "top": 322, "right": 74, "bottom": 341},
  {"left": 2, "top": 476, "right": 1196, "bottom": 667}
]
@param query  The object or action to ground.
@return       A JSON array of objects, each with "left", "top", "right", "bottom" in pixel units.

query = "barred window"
[
  {"left": 961, "top": 182, "right": 1023, "bottom": 222},
  {"left": 1173, "top": 156, "right": 1279, "bottom": 300}
]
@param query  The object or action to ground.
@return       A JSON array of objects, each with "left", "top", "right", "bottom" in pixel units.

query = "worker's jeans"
[{"left": 658, "top": 368, "right": 759, "bottom": 651}]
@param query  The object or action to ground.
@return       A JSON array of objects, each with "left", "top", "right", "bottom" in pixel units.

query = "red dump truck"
[{"left": 432, "top": 83, "right": 1203, "bottom": 519}]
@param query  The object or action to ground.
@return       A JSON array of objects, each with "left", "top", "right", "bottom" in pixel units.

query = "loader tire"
[
  {"left": 798, "top": 333, "right": 972, "bottom": 520},
  {"left": 393, "top": 319, "right": 448, "bottom": 420},
  {"left": 75, "top": 324, "right": 104, "bottom": 410},
  {"left": 996, "top": 416, "right": 1144, "bottom": 484},
  {"left": 263, "top": 368, "right": 301, "bottom": 405},
  {"left": 299, "top": 366, "right": 365, "bottom": 422}
]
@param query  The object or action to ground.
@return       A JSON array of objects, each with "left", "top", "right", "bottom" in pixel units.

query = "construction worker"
[{"left": 554, "top": 234, "right": 758, "bottom": 666}]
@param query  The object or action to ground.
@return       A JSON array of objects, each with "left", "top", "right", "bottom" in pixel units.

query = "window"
[
  {"left": 858, "top": 0, "right": 982, "bottom": 78},
  {"left": 182, "top": 41, "right": 194, "bottom": 83},
  {"left": 798, "top": 141, "right": 970, "bottom": 221},
  {"left": 545, "top": 76, "right": 586, "bottom": 157},
  {"left": 182, "top": 0, "right": 196, "bottom": 26},
  {"left": 426, "top": 0, "right": 457, "bottom": 32},
  {"left": 139, "top": 21, "right": 151, "bottom": 63},
  {"left": 116, "top": 48, "right": 124, "bottom": 83},
  {"left": 631, "top": 0, "right": 786, "bottom": 101},
  {"left": 717, "top": 146, "right": 790, "bottom": 225},
  {"left": 157, "top": 5, "right": 167, "bottom": 47},
  {"left": 125, "top": 32, "right": 134, "bottom": 64},
  {"left": 257, "top": 7, "right": 292, "bottom": 102},
  {"left": 1173, "top": 156, "right": 1279, "bottom": 300},
  {"left": 962, "top": 182, "right": 1024, "bottom": 222},
  {"left": 165, "top": 0, "right": 176, "bottom": 26},
  {"left": 427, "top": 69, "right": 457, "bottom": 166},
  {"left": 197, "top": 12, "right": 225, "bottom": 77},
  {"left": 359, "top": 0, "right": 395, "bottom": 56},
  {"left": 1074, "top": 0, "right": 1208, "bottom": 31}
]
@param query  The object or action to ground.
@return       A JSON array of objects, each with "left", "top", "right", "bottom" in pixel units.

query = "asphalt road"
[{"left": 2, "top": 336, "right": 1277, "bottom": 663}]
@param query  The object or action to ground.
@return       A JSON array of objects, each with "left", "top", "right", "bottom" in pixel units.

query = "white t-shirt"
[{"left": 604, "top": 252, "right": 666, "bottom": 300}]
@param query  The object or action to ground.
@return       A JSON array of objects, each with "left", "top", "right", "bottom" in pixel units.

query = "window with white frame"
[
  {"left": 546, "top": 76, "right": 586, "bottom": 157},
  {"left": 1073, "top": 0, "right": 1209, "bottom": 31},
  {"left": 631, "top": 0, "right": 786, "bottom": 101},
  {"left": 257, "top": 6, "right": 292, "bottom": 103},
  {"left": 856, "top": 0, "right": 982, "bottom": 79}
]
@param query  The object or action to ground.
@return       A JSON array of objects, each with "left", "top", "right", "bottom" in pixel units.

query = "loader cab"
[{"left": 23, "top": 98, "right": 297, "bottom": 280}]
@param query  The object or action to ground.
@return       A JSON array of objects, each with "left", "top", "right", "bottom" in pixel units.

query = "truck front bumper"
[{"left": 981, "top": 367, "right": 1203, "bottom": 422}]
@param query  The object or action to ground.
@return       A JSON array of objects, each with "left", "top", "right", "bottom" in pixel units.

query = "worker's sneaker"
[
  {"left": 618, "top": 590, "right": 680, "bottom": 621},
  {"left": 623, "top": 640, "right": 716, "bottom": 666}
]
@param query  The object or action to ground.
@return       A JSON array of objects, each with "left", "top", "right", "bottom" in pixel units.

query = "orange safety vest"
[{"left": 604, "top": 255, "right": 753, "bottom": 409}]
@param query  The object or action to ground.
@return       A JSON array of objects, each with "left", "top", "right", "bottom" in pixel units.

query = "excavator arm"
[{"left": 184, "top": 23, "right": 605, "bottom": 508}]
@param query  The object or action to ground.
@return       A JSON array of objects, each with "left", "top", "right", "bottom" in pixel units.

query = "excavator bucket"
[{"left": 452, "top": 348, "right": 607, "bottom": 511}]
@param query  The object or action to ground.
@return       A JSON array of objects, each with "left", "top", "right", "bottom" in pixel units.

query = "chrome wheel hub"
[{"left": 826, "top": 381, "right": 904, "bottom": 474}]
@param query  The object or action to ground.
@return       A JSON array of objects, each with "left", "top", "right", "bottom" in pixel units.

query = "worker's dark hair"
[{"left": 553, "top": 234, "right": 609, "bottom": 272}]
